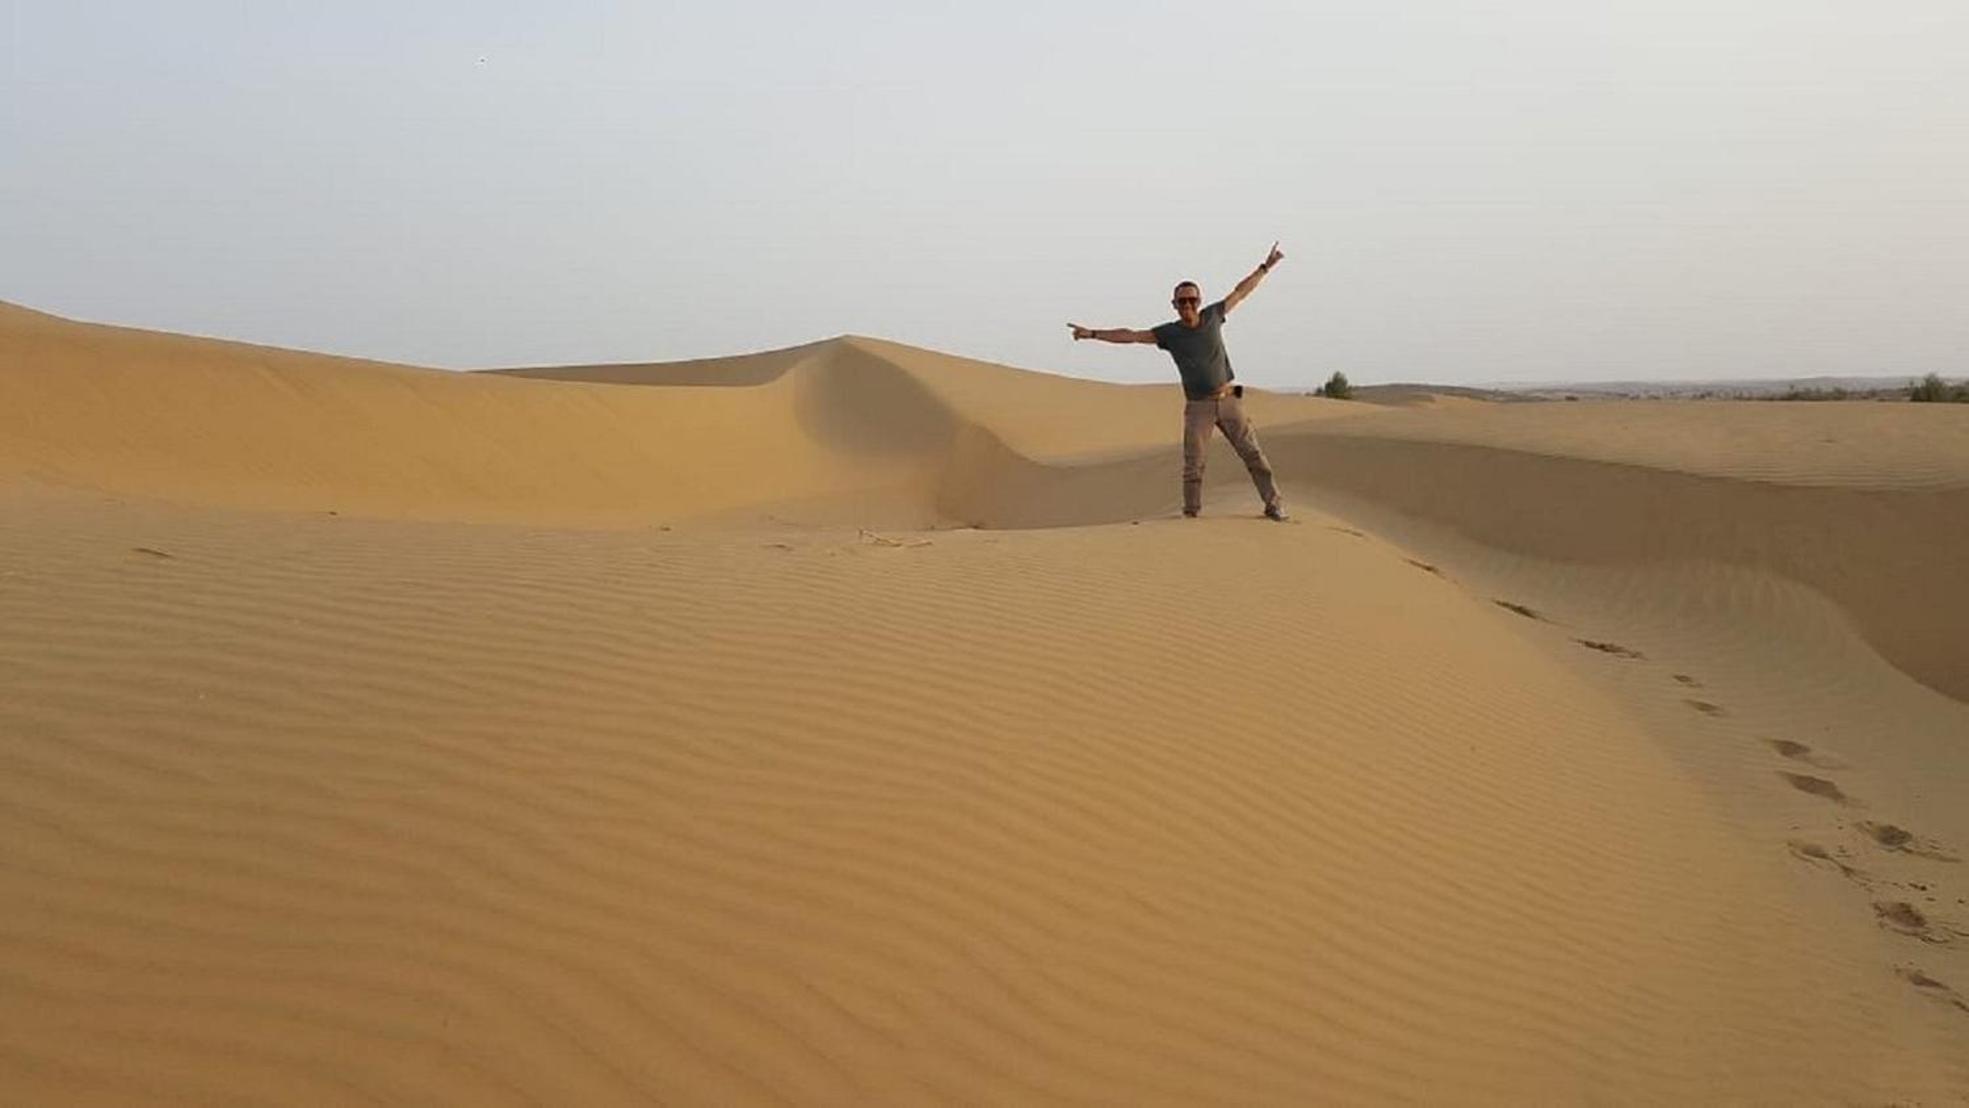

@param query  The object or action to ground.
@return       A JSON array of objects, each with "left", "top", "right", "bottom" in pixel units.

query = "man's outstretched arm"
[
  {"left": 1222, "top": 241, "right": 1285, "bottom": 314},
  {"left": 1068, "top": 323, "right": 1158, "bottom": 343}
]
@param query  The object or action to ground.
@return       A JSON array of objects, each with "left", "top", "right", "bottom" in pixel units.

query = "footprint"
[
  {"left": 1896, "top": 967, "right": 1969, "bottom": 1015},
  {"left": 1788, "top": 840, "right": 1870, "bottom": 884},
  {"left": 1405, "top": 559, "right": 1444, "bottom": 577},
  {"left": 132, "top": 546, "right": 175, "bottom": 559},
  {"left": 1865, "top": 822, "right": 1917, "bottom": 850},
  {"left": 1671, "top": 673, "right": 1703, "bottom": 688},
  {"left": 1684, "top": 699, "right": 1728, "bottom": 717},
  {"left": 1493, "top": 600, "right": 1544, "bottom": 621},
  {"left": 1326, "top": 526, "right": 1366, "bottom": 538},
  {"left": 1576, "top": 639, "right": 1645, "bottom": 659},
  {"left": 1857, "top": 821, "right": 1960, "bottom": 862},
  {"left": 1874, "top": 900, "right": 1948, "bottom": 943},
  {"left": 1901, "top": 967, "right": 1948, "bottom": 989},
  {"left": 1779, "top": 772, "right": 1855, "bottom": 805},
  {"left": 1767, "top": 739, "right": 1844, "bottom": 770}
]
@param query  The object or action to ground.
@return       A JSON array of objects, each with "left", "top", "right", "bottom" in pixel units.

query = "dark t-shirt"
[{"left": 1152, "top": 301, "right": 1235, "bottom": 401}]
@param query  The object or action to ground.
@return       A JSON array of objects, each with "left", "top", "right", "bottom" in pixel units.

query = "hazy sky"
[{"left": 4, "top": 2, "right": 1965, "bottom": 386}]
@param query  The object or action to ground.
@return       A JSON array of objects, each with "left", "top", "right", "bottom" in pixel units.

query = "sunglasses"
[{"left": 1173, "top": 296, "right": 1200, "bottom": 306}]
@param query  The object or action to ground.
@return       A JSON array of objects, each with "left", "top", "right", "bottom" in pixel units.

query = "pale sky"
[{"left": 4, "top": 2, "right": 1965, "bottom": 387}]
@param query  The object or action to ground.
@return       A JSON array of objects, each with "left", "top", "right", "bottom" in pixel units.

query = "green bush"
[
  {"left": 1908, "top": 373, "right": 1969, "bottom": 403},
  {"left": 1319, "top": 371, "right": 1354, "bottom": 400}
]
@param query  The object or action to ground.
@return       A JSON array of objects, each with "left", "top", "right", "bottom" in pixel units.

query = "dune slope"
[{"left": 5, "top": 497, "right": 1963, "bottom": 1104}]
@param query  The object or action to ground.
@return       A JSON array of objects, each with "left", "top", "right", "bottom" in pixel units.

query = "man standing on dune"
[{"left": 1069, "top": 243, "right": 1289, "bottom": 521}]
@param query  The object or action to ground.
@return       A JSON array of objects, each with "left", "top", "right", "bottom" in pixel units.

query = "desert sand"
[{"left": 2, "top": 300, "right": 1966, "bottom": 1104}]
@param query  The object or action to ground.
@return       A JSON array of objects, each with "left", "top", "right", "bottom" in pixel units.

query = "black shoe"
[
  {"left": 1182, "top": 509, "right": 1199, "bottom": 518},
  {"left": 1264, "top": 505, "right": 1290, "bottom": 522}
]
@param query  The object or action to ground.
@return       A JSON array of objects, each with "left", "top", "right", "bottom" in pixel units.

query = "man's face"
[{"left": 1172, "top": 284, "right": 1202, "bottom": 325}]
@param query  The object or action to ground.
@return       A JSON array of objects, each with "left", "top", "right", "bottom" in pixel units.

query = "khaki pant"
[{"left": 1183, "top": 393, "right": 1282, "bottom": 515}]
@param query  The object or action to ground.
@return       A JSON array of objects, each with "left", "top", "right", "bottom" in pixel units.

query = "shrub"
[
  {"left": 1908, "top": 373, "right": 1969, "bottom": 403},
  {"left": 1319, "top": 371, "right": 1354, "bottom": 400}
]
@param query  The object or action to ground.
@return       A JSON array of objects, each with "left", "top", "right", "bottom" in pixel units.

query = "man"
[{"left": 1069, "top": 242, "right": 1288, "bottom": 520}]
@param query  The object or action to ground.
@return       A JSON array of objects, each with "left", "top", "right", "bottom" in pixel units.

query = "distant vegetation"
[
  {"left": 1774, "top": 385, "right": 1855, "bottom": 402},
  {"left": 1317, "top": 374, "right": 1965, "bottom": 404},
  {"left": 1750, "top": 375, "right": 1969, "bottom": 403},
  {"left": 1908, "top": 373, "right": 1969, "bottom": 403}
]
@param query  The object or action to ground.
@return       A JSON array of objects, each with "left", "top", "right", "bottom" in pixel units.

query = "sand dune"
[
  {"left": 0, "top": 303, "right": 903, "bottom": 523},
  {"left": 1, "top": 304, "right": 1334, "bottom": 529},
  {"left": 492, "top": 331, "right": 1969, "bottom": 703},
  {"left": 1312, "top": 398, "right": 1969, "bottom": 489},
  {"left": 3, "top": 302, "right": 1966, "bottom": 1103}
]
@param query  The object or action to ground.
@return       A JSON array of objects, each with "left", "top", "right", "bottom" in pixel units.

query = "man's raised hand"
[
  {"left": 1264, "top": 241, "right": 1285, "bottom": 269},
  {"left": 1068, "top": 323, "right": 1094, "bottom": 341}
]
